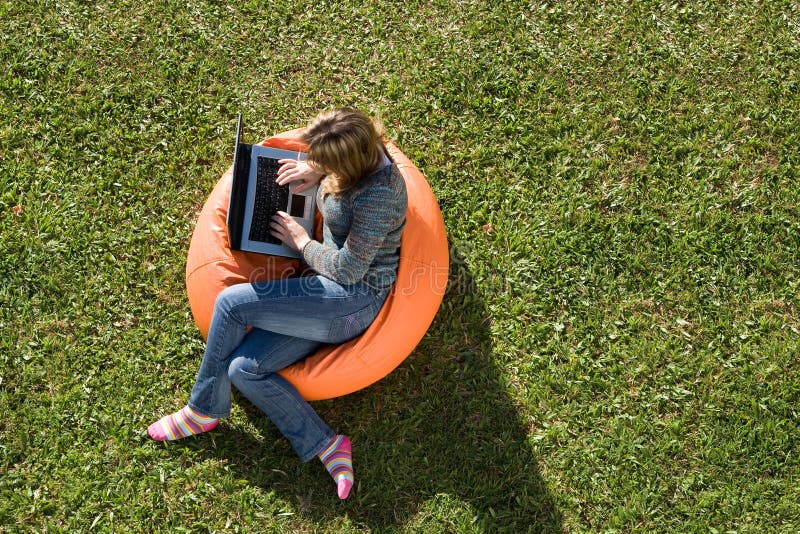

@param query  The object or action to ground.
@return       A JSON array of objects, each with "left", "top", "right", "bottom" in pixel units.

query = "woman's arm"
[{"left": 303, "top": 183, "right": 401, "bottom": 285}]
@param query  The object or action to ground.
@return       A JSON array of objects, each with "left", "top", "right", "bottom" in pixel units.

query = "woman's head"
[{"left": 302, "top": 108, "right": 384, "bottom": 195}]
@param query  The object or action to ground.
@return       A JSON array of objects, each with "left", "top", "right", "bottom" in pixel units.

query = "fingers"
[
  {"left": 277, "top": 160, "right": 296, "bottom": 180},
  {"left": 276, "top": 165, "right": 306, "bottom": 186},
  {"left": 272, "top": 211, "right": 297, "bottom": 228},
  {"left": 271, "top": 211, "right": 289, "bottom": 228},
  {"left": 270, "top": 212, "right": 309, "bottom": 251},
  {"left": 277, "top": 159, "right": 307, "bottom": 180},
  {"left": 277, "top": 174, "right": 306, "bottom": 187},
  {"left": 269, "top": 220, "right": 287, "bottom": 242},
  {"left": 276, "top": 173, "right": 291, "bottom": 186}
]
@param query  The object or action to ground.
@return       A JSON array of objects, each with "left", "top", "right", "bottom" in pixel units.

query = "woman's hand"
[
  {"left": 270, "top": 211, "right": 311, "bottom": 252},
  {"left": 276, "top": 159, "right": 323, "bottom": 193}
]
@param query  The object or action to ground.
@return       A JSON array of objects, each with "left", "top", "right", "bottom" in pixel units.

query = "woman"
[{"left": 148, "top": 108, "right": 407, "bottom": 500}]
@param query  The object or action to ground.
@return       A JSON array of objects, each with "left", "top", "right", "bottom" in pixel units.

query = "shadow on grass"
[{"left": 190, "top": 249, "right": 562, "bottom": 532}]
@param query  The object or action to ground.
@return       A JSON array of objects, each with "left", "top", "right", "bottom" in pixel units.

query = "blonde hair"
[{"left": 301, "top": 108, "right": 385, "bottom": 196}]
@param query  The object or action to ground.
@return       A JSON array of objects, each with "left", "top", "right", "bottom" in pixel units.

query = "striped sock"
[
  {"left": 317, "top": 435, "right": 354, "bottom": 500},
  {"left": 147, "top": 406, "right": 218, "bottom": 441}
]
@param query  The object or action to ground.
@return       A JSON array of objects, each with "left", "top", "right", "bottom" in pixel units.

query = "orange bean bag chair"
[{"left": 185, "top": 128, "right": 449, "bottom": 401}]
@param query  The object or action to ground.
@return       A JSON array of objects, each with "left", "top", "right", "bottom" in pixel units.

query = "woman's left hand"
[{"left": 270, "top": 211, "right": 311, "bottom": 252}]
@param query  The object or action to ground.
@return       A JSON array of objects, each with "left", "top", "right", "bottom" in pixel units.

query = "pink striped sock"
[
  {"left": 147, "top": 406, "right": 218, "bottom": 441},
  {"left": 318, "top": 435, "right": 354, "bottom": 500}
]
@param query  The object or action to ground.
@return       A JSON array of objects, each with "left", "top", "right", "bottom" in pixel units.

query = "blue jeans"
[{"left": 187, "top": 275, "right": 388, "bottom": 462}]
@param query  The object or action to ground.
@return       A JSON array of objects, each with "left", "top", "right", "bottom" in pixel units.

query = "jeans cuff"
[
  {"left": 299, "top": 431, "right": 337, "bottom": 463},
  {"left": 187, "top": 402, "right": 229, "bottom": 420}
]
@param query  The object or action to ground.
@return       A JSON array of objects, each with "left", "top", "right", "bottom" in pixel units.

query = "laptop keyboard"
[{"left": 249, "top": 156, "right": 289, "bottom": 244}]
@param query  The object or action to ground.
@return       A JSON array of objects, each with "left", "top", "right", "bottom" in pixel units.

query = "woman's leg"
[
  {"left": 151, "top": 276, "right": 383, "bottom": 429},
  {"left": 147, "top": 326, "right": 322, "bottom": 442},
  {"left": 147, "top": 281, "right": 261, "bottom": 440},
  {"left": 227, "top": 328, "right": 355, "bottom": 498},
  {"left": 187, "top": 275, "right": 383, "bottom": 419},
  {"left": 150, "top": 275, "right": 386, "bottom": 498},
  {"left": 226, "top": 328, "right": 331, "bottom": 462}
]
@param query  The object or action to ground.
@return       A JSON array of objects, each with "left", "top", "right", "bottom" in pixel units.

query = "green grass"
[{"left": 2, "top": 0, "right": 799, "bottom": 531}]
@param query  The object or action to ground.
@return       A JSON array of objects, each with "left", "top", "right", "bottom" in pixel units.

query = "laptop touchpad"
[{"left": 290, "top": 195, "right": 306, "bottom": 218}]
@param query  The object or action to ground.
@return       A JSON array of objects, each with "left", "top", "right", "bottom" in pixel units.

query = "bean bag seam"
[{"left": 186, "top": 254, "right": 236, "bottom": 279}]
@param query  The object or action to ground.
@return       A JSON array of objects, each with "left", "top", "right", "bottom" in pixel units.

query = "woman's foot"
[
  {"left": 318, "top": 435, "right": 354, "bottom": 499},
  {"left": 147, "top": 406, "right": 218, "bottom": 441}
]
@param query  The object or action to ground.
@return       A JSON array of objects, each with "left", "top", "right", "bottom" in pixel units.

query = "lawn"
[{"left": 1, "top": 0, "right": 799, "bottom": 531}]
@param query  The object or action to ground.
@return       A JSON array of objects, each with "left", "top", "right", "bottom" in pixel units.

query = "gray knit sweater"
[{"left": 302, "top": 163, "right": 407, "bottom": 290}]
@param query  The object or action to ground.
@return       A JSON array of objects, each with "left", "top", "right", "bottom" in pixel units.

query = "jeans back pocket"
[{"left": 328, "top": 302, "right": 380, "bottom": 344}]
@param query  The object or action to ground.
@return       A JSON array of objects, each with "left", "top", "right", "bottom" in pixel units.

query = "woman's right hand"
[{"left": 276, "top": 159, "right": 323, "bottom": 194}]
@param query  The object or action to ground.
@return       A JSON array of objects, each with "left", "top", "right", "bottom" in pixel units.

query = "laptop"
[{"left": 227, "top": 114, "right": 318, "bottom": 258}]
